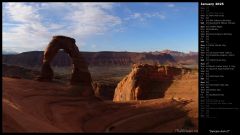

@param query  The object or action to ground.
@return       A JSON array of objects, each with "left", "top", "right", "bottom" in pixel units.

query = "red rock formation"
[
  {"left": 3, "top": 77, "right": 197, "bottom": 132},
  {"left": 3, "top": 64, "right": 40, "bottom": 79},
  {"left": 37, "top": 35, "right": 94, "bottom": 96},
  {"left": 113, "top": 64, "right": 186, "bottom": 101},
  {"left": 93, "top": 82, "right": 116, "bottom": 100},
  {"left": 2, "top": 51, "right": 177, "bottom": 67}
]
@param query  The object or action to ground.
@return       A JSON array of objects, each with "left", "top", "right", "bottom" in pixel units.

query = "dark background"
[{"left": 199, "top": 0, "right": 240, "bottom": 134}]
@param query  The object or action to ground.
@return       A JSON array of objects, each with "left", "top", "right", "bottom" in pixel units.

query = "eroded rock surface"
[
  {"left": 37, "top": 35, "right": 94, "bottom": 96},
  {"left": 113, "top": 64, "right": 191, "bottom": 101},
  {"left": 93, "top": 82, "right": 117, "bottom": 100},
  {"left": 3, "top": 77, "right": 197, "bottom": 132}
]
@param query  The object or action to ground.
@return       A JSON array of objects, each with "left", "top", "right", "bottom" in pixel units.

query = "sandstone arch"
[{"left": 37, "top": 35, "right": 94, "bottom": 95}]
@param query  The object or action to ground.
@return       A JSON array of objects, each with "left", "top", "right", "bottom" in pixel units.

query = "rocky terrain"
[
  {"left": 2, "top": 63, "right": 198, "bottom": 132},
  {"left": 113, "top": 64, "right": 198, "bottom": 122},
  {"left": 113, "top": 64, "right": 191, "bottom": 101},
  {"left": 151, "top": 50, "right": 198, "bottom": 65},
  {"left": 2, "top": 64, "right": 40, "bottom": 79},
  {"left": 2, "top": 64, "right": 129, "bottom": 100},
  {"left": 2, "top": 49, "right": 198, "bottom": 101},
  {"left": 2, "top": 36, "right": 198, "bottom": 132},
  {"left": 2, "top": 50, "right": 197, "bottom": 67},
  {"left": 2, "top": 63, "right": 198, "bottom": 133},
  {"left": 3, "top": 77, "right": 197, "bottom": 133}
]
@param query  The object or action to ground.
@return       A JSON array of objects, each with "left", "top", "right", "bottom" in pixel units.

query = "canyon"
[
  {"left": 2, "top": 50, "right": 197, "bottom": 67},
  {"left": 2, "top": 36, "right": 198, "bottom": 132}
]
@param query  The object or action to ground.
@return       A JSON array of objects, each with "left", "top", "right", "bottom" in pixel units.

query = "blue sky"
[{"left": 3, "top": 2, "right": 198, "bottom": 53}]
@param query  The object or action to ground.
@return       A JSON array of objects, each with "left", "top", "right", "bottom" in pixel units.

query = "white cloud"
[
  {"left": 3, "top": 2, "right": 122, "bottom": 53},
  {"left": 132, "top": 13, "right": 141, "bottom": 18},
  {"left": 5, "top": 3, "right": 40, "bottom": 23},
  {"left": 125, "top": 12, "right": 166, "bottom": 22},
  {"left": 3, "top": 3, "right": 172, "bottom": 53},
  {"left": 66, "top": 4, "right": 121, "bottom": 37},
  {"left": 3, "top": 24, "right": 51, "bottom": 52},
  {"left": 80, "top": 2, "right": 114, "bottom": 10},
  {"left": 47, "top": 24, "right": 65, "bottom": 30},
  {"left": 167, "top": 3, "right": 175, "bottom": 8},
  {"left": 144, "top": 13, "right": 166, "bottom": 20}
]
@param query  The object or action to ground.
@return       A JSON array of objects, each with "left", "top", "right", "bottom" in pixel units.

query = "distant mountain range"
[
  {"left": 151, "top": 50, "right": 198, "bottom": 65},
  {"left": 2, "top": 50, "right": 198, "bottom": 67},
  {"left": 2, "top": 51, "right": 18, "bottom": 55},
  {"left": 154, "top": 49, "right": 198, "bottom": 56}
]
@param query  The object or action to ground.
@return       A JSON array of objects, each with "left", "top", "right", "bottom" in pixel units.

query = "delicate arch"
[{"left": 37, "top": 36, "right": 93, "bottom": 88}]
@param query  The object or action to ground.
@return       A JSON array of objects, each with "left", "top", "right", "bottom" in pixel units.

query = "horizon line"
[{"left": 2, "top": 49, "right": 199, "bottom": 54}]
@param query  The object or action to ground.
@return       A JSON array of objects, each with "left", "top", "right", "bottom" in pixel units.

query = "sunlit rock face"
[
  {"left": 37, "top": 35, "right": 94, "bottom": 96},
  {"left": 113, "top": 64, "right": 189, "bottom": 101}
]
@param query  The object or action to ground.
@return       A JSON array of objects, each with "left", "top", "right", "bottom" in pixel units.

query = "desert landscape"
[
  {"left": 3, "top": 2, "right": 198, "bottom": 133},
  {"left": 2, "top": 36, "right": 198, "bottom": 133}
]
